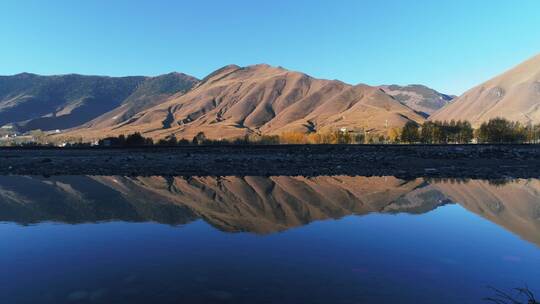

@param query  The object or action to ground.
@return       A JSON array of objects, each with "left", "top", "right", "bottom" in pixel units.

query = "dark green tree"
[
  {"left": 125, "top": 132, "right": 153, "bottom": 146},
  {"left": 158, "top": 135, "right": 178, "bottom": 146},
  {"left": 478, "top": 118, "right": 527, "bottom": 143},
  {"left": 401, "top": 121, "right": 420, "bottom": 143},
  {"left": 192, "top": 132, "right": 207, "bottom": 145}
]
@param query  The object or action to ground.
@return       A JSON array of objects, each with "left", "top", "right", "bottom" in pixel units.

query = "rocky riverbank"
[{"left": 0, "top": 145, "right": 539, "bottom": 179}]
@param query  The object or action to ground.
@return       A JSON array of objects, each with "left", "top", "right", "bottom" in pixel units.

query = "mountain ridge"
[
  {"left": 0, "top": 72, "right": 199, "bottom": 132},
  {"left": 1, "top": 63, "right": 471, "bottom": 141}
]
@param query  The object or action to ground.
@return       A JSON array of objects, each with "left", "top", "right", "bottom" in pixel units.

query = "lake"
[{"left": 0, "top": 176, "right": 539, "bottom": 303}]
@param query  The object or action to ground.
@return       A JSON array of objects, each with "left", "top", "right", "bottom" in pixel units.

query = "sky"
[{"left": 1, "top": 0, "right": 539, "bottom": 95}]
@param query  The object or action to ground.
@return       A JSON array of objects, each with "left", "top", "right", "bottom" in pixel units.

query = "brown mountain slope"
[
  {"left": 430, "top": 53, "right": 540, "bottom": 126},
  {"left": 69, "top": 64, "right": 425, "bottom": 140}
]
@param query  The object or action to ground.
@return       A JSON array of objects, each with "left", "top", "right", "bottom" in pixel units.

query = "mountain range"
[
  {"left": 0, "top": 65, "right": 450, "bottom": 140},
  {"left": 2, "top": 53, "right": 539, "bottom": 140}
]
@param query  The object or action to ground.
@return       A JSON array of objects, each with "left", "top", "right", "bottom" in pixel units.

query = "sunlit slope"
[
  {"left": 71, "top": 64, "right": 425, "bottom": 140},
  {"left": 431, "top": 53, "right": 540, "bottom": 126}
]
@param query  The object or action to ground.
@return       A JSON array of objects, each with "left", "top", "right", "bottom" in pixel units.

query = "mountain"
[
  {"left": 0, "top": 72, "right": 198, "bottom": 132},
  {"left": 379, "top": 84, "right": 455, "bottom": 116},
  {"left": 69, "top": 64, "right": 425, "bottom": 140},
  {"left": 430, "top": 53, "right": 540, "bottom": 126}
]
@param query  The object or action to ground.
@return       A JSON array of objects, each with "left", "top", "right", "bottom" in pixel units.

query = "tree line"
[
  {"left": 96, "top": 118, "right": 540, "bottom": 147},
  {"left": 96, "top": 132, "right": 282, "bottom": 147},
  {"left": 96, "top": 130, "right": 366, "bottom": 147},
  {"left": 401, "top": 118, "right": 540, "bottom": 144},
  {"left": 3, "top": 117, "right": 540, "bottom": 147}
]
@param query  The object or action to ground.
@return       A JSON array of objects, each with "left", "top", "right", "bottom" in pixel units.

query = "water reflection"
[{"left": 0, "top": 175, "right": 539, "bottom": 246}]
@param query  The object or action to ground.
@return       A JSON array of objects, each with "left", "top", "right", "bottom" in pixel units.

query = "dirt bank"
[{"left": 0, "top": 145, "right": 539, "bottom": 178}]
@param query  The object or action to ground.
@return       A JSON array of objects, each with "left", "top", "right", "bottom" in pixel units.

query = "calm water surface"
[{"left": 0, "top": 176, "right": 539, "bottom": 303}]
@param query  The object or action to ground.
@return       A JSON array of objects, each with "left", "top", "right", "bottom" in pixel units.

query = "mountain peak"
[
  {"left": 200, "top": 64, "right": 241, "bottom": 83},
  {"left": 11, "top": 72, "right": 38, "bottom": 78}
]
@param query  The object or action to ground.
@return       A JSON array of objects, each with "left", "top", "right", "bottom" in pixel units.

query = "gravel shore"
[{"left": 1, "top": 145, "right": 539, "bottom": 179}]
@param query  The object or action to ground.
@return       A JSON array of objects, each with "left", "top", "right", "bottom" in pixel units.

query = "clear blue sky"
[{"left": 1, "top": 0, "right": 539, "bottom": 94}]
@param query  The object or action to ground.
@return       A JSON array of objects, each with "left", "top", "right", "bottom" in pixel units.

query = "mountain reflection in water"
[{"left": 0, "top": 175, "right": 539, "bottom": 246}]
